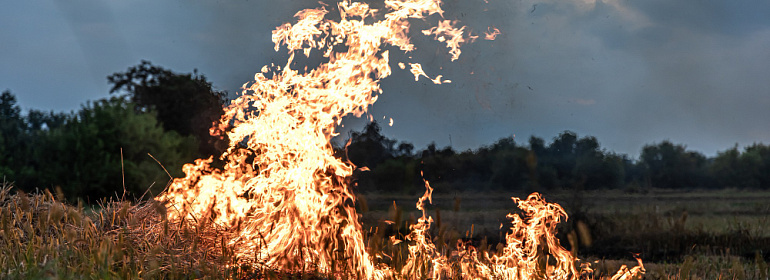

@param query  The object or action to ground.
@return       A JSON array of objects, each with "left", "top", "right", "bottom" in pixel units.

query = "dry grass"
[
  {"left": 2, "top": 181, "right": 769, "bottom": 279},
  {"left": 0, "top": 181, "right": 253, "bottom": 279}
]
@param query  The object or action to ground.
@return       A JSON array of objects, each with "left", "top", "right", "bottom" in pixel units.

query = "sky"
[{"left": 2, "top": 0, "right": 770, "bottom": 158}]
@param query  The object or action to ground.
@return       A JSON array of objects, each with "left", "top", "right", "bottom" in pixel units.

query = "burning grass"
[
  {"left": 0, "top": 182, "right": 245, "bottom": 279},
  {"left": 2, "top": 180, "right": 768, "bottom": 279},
  {"left": 360, "top": 188, "right": 770, "bottom": 279},
  {"left": 1, "top": 0, "right": 762, "bottom": 278},
  {"left": 0, "top": 180, "right": 638, "bottom": 279}
]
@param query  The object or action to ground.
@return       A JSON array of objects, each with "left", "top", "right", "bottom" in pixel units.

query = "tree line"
[
  {"left": 345, "top": 122, "right": 770, "bottom": 193},
  {"left": 0, "top": 61, "right": 226, "bottom": 202},
  {"left": 3, "top": 62, "right": 770, "bottom": 202}
]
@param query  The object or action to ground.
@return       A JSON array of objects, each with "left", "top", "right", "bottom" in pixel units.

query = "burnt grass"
[
  {"left": 359, "top": 189, "right": 770, "bottom": 266},
  {"left": 576, "top": 216, "right": 770, "bottom": 263}
]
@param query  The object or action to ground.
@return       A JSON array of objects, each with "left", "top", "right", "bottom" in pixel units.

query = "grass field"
[
  {"left": 2, "top": 181, "right": 769, "bottom": 279},
  {"left": 359, "top": 188, "right": 770, "bottom": 279},
  {"left": 360, "top": 188, "right": 770, "bottom": 241}
]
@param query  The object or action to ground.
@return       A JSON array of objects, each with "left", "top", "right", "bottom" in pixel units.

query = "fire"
[
  {"left": 157, "top": 0, "right": 644, "bottom": 279},
  {"left": 488, "top": 193, "right": 578, "bottom": 279},
  {"left": 409, "top": 63, "right": 450, "bottom": 84},
  {"left": 484, "top": 27, "right": 501, "bottom": 40}
]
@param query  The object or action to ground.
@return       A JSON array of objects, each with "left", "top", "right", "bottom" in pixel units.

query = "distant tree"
[
  {"left": 640, "top": 141, "right": 708, "bottom": 189},
  {"left": 396, "top": 142, "right": 414, "bottom": 157},
  {"left": 529, "top": 136, "right": 546, "bottom": 155},
  {"left": 25, "top": 110, "right": 68, "bottom": 131},
  {"left": 345, "top": 121, "right": 423, "bottom": 192},
  {"left": 0, "top": 90, "right": 26, "bottom": 179},
  {"left": 573, "top": 136, "right": 625, "bottom": 189},
  {"left": 525, "top": 132, "right": 626, "bottom": 190},
  {"left": 346, "top": 121, "right": 396, "bottom": 169},
  {"left": 487, "top": 137, "right": 530, "bottom": 190},
  {"left": 108, "top": 61, "right": 228, "bottom": 157},
  {"left": 0, "top": 91, "right": 21, "bottom": 122},
  {"left": 741, "top": 144, "right": 770, "bottom": 189},
  {"left": 528, "top": 136, "right": 556, "bottom": 189},
  {"left": 711, "top": 146, "right": 743, "bottom": 188},
  {"left": 547, "top": 131, "right": 579, "bottom": 185},
  {"left": 712, "top": 144, "right": 770, "bottom": 189}
]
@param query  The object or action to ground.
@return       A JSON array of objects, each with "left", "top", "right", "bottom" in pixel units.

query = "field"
[
  {"left": 361, "top": 188, "right": 770, "bottom": 241},
  {"left": 359, "top": 188, "right": 770, "bottom": 279},
  {"left": 2, "top": 182, "right": 770, "bottom": 279}
]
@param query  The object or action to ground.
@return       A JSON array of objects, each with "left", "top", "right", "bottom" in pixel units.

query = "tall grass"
[{"left": 0, "top": 182, "right": 247, "bottom": 279}]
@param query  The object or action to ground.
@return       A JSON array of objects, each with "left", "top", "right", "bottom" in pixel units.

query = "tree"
[
  {"left": 711, "top": 146, "right": 743, "bottom": 188},
  {"left": 25, "top": 109, "right": 68, "bottom": 131},
  {"left": 547, "top": 131, "right": 579, "bottom": 184},
  {"left": 346, "top": 121, "right": 396, "bottom": 169},
  {"left": 0, "top": 90, "right": 25, "bottom": 179},
  {"left": 344, "top": 121, "right": 423, "bottom": 192},
  {"left": 27, "top": 97, "right": 198, "bottom": 201},
  {"left": 712, "top": 144, "right": 770, "bottom": 189},
  {"left": 572, "top": 136, "right": 625, "bottom": 189},
  {"left": 640, "top": 141, "right": 708, "bottom": 189},
  {"left": 741, "top": 144, "right": 770, "bottom": 189},
  {"left": 108, "top": 61, "right": 228, "bottom": 157},
  {"left": 487, "top": 137, "right": 530, "bottom": 190}
]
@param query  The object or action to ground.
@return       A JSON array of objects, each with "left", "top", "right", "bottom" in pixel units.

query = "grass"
[
  {"left": 359, "top": 188, "right": 770, "bottom": 279},
  {"left": 2, "top": 181, "right": 769, "bottom": 279},
  {"left": 0, "top": 182, "right": 249, "bottom": 279}
]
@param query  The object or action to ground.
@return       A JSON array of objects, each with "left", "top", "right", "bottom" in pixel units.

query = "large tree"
[{"left": 108, "top": 61, "right": 228, "bottom": 157}]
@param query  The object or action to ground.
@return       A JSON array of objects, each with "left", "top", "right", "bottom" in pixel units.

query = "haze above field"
[{"left": 2, "top": 0, "right": 770, "bottom": 157}]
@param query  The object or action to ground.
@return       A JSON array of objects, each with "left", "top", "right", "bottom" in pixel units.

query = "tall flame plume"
[{"left": 157, "top": 0, "right": 644, "bottom": 279}]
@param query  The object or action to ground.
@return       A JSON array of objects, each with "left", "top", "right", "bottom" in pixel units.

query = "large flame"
[{"left": 158, "top": 0, "right": 644, "bottom": 279}]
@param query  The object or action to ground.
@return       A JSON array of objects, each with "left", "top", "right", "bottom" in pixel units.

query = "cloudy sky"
[{"left": 2, "top": 0, "right": 769, "bottom": 157}]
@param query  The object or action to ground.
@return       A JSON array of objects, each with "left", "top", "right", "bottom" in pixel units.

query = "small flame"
[
  {"left": 408, "top": 63, "right": 449, "bottom": 84},
  {"left": 484, "top": 27, "right": 501, "bottom": 40},
  {"left": 422, "top": 20, "right": 472, "bottom": 61}
]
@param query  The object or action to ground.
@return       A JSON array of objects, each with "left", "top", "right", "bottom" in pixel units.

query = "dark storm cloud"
[
  {"left": 626, "top": 1, "right": 770, "bottom": 37},
  {"left": 483, "top": 0, "right": 770, "bottom": 156},
  {"left": 607, "top": 0, "right": 770, "bottom": 154},
  {"left": 2, "top": 0, "right": 769, "bottom": 157}
]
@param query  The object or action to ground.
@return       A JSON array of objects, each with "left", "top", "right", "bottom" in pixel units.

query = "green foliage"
[
  {"left": 0, "top": 91, "right": 197, "bottom": 202},
  {"left": 640, "top": 141, "right": 709, "bottom": 189},
  {"left": 108, "top": 60, "right": 228, "bottom": 157},
  {"left": 0, "top": 90, "right": 25, "bottom": 179},
  {"left": 529, "top": 132, "right": 626, "bottom": 190},
  {"left": 346, "top": 124, "right": 770, "bottom": 192},
  {"left": 712, "top": 144, "right": 770, "bottom": 189},
  {"left": 1, "top": 60, "right": 229, "bottom": 202},
  {"left": 347, "top": 125, "right": 632, "bottom": 193},
  {"left": 41, "top": 97, "right": 197, "bottom": 201}
]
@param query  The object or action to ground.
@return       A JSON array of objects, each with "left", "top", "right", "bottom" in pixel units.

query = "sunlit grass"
[{"left": 0, "top": 181, "right": 247, "bottom": 279}]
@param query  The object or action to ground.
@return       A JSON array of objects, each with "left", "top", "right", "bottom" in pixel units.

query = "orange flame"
[
  {"left": 409, "top": 63, "right": 450, "bottom": 84},
  {"left": 484, "top": 27, "right": 501, "bottom": 40},
  {"left": 157, "top": 0, "right": 644, "bottom": 279},
  {"left": 488, "top": 193, "right": 578, "bottom": 279},
  {"left": 422, "top": 19, "right": 473, "bottom": 61}
]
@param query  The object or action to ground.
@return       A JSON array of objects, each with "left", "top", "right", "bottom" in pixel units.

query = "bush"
[{"left": 6, "top": 97, "right": 197, "bottom": 201}]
